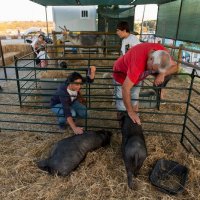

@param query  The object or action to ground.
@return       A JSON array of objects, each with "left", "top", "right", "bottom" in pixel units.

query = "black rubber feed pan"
[{"left": 149, "top": 159, "right": 188, "bottom": 195}]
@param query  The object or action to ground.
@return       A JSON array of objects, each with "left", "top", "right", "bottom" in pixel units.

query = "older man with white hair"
[{"left": 113, "top": 42, "right": 178, "bottom": 125}]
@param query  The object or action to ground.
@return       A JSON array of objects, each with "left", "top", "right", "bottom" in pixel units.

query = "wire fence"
[{"left": 0, "top": 44, "right": 199, "bottom": 156}]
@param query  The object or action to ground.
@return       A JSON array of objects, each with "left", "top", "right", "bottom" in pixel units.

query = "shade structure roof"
[{"left": 30, "top": 0, "right": 177, "bottom": 6}]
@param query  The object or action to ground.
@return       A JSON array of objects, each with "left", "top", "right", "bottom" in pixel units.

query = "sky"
[
  {"left": 0, "top": 0, "right": 52, "bottom": 21},
  {"left": 135, "top": 5, "right": 158, "bottom": 21},
  {"left": 0, "top": 0, "right": 157, "bottom": 22}
]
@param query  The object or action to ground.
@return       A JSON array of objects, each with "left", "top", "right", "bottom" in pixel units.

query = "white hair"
[{"left": 152, "top": 50, "right": 171, "bottom": 73}]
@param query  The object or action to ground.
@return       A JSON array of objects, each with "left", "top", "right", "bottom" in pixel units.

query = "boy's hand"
[
  {"left": 73, "top": 127, "right": 84, "bottom": 135},
  {"left": 89, "top": 66, "right": 96, "bottom": 80},
  {"left": 90, "top": 66, "right": 96, "bottom": 73}
]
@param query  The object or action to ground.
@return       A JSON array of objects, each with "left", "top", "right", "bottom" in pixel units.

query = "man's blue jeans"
[{"left": 51, "top": 100, "right": 87, "bottom": 125}]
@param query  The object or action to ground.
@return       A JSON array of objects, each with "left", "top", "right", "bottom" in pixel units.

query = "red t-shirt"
[{"left": 113, "top": 43, "right": 166, "bottom": 85}]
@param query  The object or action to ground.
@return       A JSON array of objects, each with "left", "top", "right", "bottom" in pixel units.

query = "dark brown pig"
[
  {"left": 120, "top": 112, "right": 147, "bottom": 189},
  {"left": 37, "top": 130, "right": 111, "bottom": 176}
]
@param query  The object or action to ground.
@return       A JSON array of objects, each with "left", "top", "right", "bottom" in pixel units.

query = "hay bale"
[
  {"left": 0, "top": 51, "right": 21, "bottom": 66},
  {"left": 40, "top": 71, "right": 69, "bottom": 79},
  {"left": 2, "top": 44, "right": 32, "bottom": 54},
  {"left": 1, "top": 44, "right": 32, "bottom": 65}
]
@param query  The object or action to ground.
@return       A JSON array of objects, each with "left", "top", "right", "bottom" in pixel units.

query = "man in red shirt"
[{"left": 113, "top": 42, "right": 178, "bottom": 125}]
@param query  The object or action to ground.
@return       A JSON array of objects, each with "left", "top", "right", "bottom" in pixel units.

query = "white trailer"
[{"left": 52, "top": 6, "right": 97, "bottom": 32}]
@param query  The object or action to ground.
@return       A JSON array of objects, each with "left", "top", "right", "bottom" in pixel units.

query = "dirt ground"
[{"left": 0, "top": 55, "right": 200, "bottom": 200}]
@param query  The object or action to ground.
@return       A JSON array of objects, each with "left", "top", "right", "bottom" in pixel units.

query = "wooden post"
[
  {"left": 0, "top": 39, "right": 7, "bottom": 79},
  {"left": 52, "top": 31, "right": 58, "bottom": 58},
  {"left": 178, "top": 44, "right": 183, "bottom": 71},
  {"left": 140, "top": 5, "right": 146, "bottom": 41}
]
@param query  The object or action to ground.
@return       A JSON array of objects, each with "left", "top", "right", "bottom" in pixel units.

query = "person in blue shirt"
[{"left": 50, "top": 66, "right": 96, "bottom": 134}]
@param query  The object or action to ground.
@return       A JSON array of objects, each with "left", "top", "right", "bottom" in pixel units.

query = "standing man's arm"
[{"left": 122, "top": 76, "right": 141, "bottom": 125}]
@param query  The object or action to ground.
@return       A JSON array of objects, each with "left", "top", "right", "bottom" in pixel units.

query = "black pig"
[
  {"left": 37, "top": 130, "right": 111, "bottom": 176},
  {"left": 120, "top": 112, "right": 147, "bottom": 189}
]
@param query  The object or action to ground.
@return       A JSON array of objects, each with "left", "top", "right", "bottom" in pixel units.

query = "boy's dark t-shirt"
[{"left": 50, "top": 73, "right": 94, "bottom": 118}]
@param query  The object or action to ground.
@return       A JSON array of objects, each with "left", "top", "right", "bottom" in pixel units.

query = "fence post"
[
  {"left": 181, "top": 69, "right": 195, "bottom": 144},
  {"left": 34, "top": 55, "right": 38, "bottom": 89},
  {"left": 84, "top": 53, "right": 92, "bottom": 131},
  {"left": 0, "top": 39, "right": 7, "bottom": 80},
  {"left": 14, "top": 56, "right": 22, "bottom": 107},
  {"left": 52, "top": 31, "right": 58, "bottom": 58},
  {"left": 156, "top": 86, "right": 161, "bottom": 110},
  {"left": 88, "top": 49, "right": 91, "bottom": 109}
]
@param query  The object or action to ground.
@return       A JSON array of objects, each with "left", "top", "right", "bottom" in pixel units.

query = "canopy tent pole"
[
  {"left": 140, "top": 5, "right": 146, "bottom": 40},
  {"left": 155, "top": 4, "right": 159, "bottom": 43},
  {"left": 45, "top": 6, "right": 49, "bottom": 37},
  {"left": 133, "top": 5, "right": 136, "bottom": 32},
  {"left": 174, "top": 0, "right": 183, "bottom": 46}
]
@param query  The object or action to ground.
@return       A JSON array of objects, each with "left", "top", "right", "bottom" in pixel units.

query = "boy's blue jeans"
[{"left": 51, "top": 100, "right": 87, "bottom": 125}]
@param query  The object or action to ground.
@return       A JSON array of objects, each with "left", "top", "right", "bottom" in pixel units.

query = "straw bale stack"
[{"left": 0, "top": 44, "right": 32, "bottom": 65}]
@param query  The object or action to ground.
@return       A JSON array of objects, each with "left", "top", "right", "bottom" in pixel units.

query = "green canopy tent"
[
  {"left": 30, "top": 0, "right": 176, "bottom": 34},
  {"left": 30, "top": 0, "right": 200, "bottom": 43},
  {"left": 98, "top": 6, "right": 135, "bottom": 32},
  {"left": 98, "top": 6, "right": 135, "bottom": 19},
  {"left": 156, "top": 0, "right": 200, "bottom": 43},
  {"left": 30, "top": 0, "right": 176, "bottom": 6}
]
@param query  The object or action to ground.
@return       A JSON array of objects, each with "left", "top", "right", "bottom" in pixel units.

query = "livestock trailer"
[{"left": 52, "top": 6, "right": 97, "bottom": 31}]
